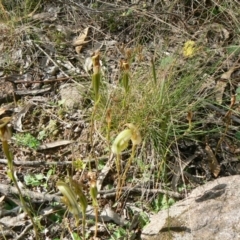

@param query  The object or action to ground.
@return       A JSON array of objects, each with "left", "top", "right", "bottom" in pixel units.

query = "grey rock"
[
  {"left": 59, "top": 83, "right": 85, "bottom": 110},
  {"left": 142, "top": 175, "right": 240, "bottom": 240}
]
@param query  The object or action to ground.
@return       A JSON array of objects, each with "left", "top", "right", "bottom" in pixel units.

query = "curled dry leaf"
[
  {"left": 221, "top": 56, "right": 240, "bottom": 80},
  {"left": 73, "top": 27, "right": 90, "bottom": 54},
  {"left": 13, "top": 103, "right": 33, "bottom": 132},
  {"left": 221, "top": 63, "right": 240, "bottom": 80},
  {"left": 205, "top": 144, "right": 220, "bottom": 177},
  {"left": 75, "top": 45, "right": 83, "bottom": 54}
]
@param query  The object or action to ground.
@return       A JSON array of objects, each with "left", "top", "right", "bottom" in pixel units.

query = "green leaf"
[
  {"left": 24, "top": 174, "right": 40, "bottom": 186},
  {"left": 235, "top": 131, "right": 240, "bottom": 140},
  {"left": 35, "top": 173, "right": 45, "bottom": 181},
  {"left": 72, "top": 232, "right": 81, "bottom": 240},
  {"left": 226, "top": 45, "right": 240, "bottom": 55},
  {"left": 152, "top": 193, "right": 176, "bottom": 212},
  {"left": 138, "top": 212, "right": 150, "bottom": 228},
  {"left": 14, "top": 133, "right": 40, "bottom": 149}
]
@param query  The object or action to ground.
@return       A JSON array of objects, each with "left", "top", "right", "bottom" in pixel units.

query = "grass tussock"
[{"left": 95, "top": 45, "right": 224, "bottom": 183}]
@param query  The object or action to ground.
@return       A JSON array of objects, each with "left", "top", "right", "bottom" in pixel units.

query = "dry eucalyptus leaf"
[
  {"left": 73, "top": 27, "right": 89, "bottom": 46},
  {"left": 221, "top": 58, "right": 240, "bottom": 80},
  {"left": 13, "top": 103, "right": 33, "bottom": 132},
  {"left": 73, "top": 27, "right": 90, "bottom": 54},
  {"left": 75, "top": 45, "right": 83, "bottom": 54},
  {"left": 205, "top": 144, "right": 220, "bottom": 177},
  {"left": 38, "top": 140, "right": 73, "bottom": 150},
  {"left": 221, "top": 66, "right": 237, "bottom": 80}
]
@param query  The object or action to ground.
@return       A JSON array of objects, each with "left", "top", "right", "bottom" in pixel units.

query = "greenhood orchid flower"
[{"left": 111, "top": 123, "right": 141, "bottom": 155}]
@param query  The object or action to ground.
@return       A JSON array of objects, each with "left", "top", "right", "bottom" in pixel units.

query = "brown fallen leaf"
[
  {"left": 75, "top": 45, "right": 83, "bottom": 54},
  {"left": 205, "top": 144, "right": 220, "bottom": 177},
  {"left": 221, "top": 66, "right": 237, "bottom": 80},
  {"left": 73, "top": 27, "right": 90, "bottom": 54},
  {"left": 221, "top": 58, "right": 240, "bottom": 80}
]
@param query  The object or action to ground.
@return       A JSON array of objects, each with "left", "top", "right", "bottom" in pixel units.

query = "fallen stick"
[
  {"left": 0, "top": 183, "right": 126, "bottom": 225},
  {"left": 99, "top": 186, "right": 184, "bottom": 199},
  {"left": 3, "top": 75, "right": 89, "bottom": 85},
  {"left": 206, "top": 103, "right": 240, "bottom": 124},
  {"left": 0, "top": 183, "right": 61, "bottom": 203},
  {"left": 0, "top": 156, "right": 108, "bottom": 167}
]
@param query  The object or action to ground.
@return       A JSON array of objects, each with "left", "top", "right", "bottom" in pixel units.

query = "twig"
[
  {"left": 0, "top": 158, "right": 72, "bottom": 166},
  {"left": 171, "top": 153, "right": 199, "bottom": 192},
  {"left": 0, "top": 228, "right": 17, "bottom": 239},
  {"left": 15, "top": 87, "right": 52, "bottom": 96},
  {"left": 0, "top": 184, "right": 126, "bottom": 225},
  {"left": 205, "top": 103, "right": 240, "bottom": 124},
  {"left": 0, "top": 183, "right": 61, "bottom": 203},
  {"left": 3, "top": 75, "right": 89, "bottom": 85},
  {"left": 16, "top": 223, "right": 33, "bottom": 240},
  {"left": 34, "top": 43, "right": 86, "bottom": 88},
  {"left": 0, "top": 156, "right": 109, "bottom": 167},
  {"left": 98, "top": 186, "right": 183, "bottom": 199},
  {"left": 97, "top": 153, "right": 115, "bottom": 191},
  {"left": 34, "top": 43, "right": 69, "bottom": 78}
]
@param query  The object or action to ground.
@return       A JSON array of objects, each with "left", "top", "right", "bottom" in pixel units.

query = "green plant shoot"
[
  {"left": 89, "top": 178, "right": 98, "bottom": 238},
  {"left": 0, "top": 117, "right": 39, "bottom": 239},
  {"left": 92, "top": 51, "right": 101, "bottom": 103},
  {"left": 111, "top": 123, "right": 141, "bottom": 199}
]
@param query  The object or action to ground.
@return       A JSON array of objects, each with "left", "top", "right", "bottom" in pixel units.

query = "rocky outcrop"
[{"left": 142, "top": 175, "right": 240, "bottom": 240}]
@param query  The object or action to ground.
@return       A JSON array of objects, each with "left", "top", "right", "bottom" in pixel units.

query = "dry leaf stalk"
[{"left": 205, "top": 144, "right": 220, "bottom": 177}]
